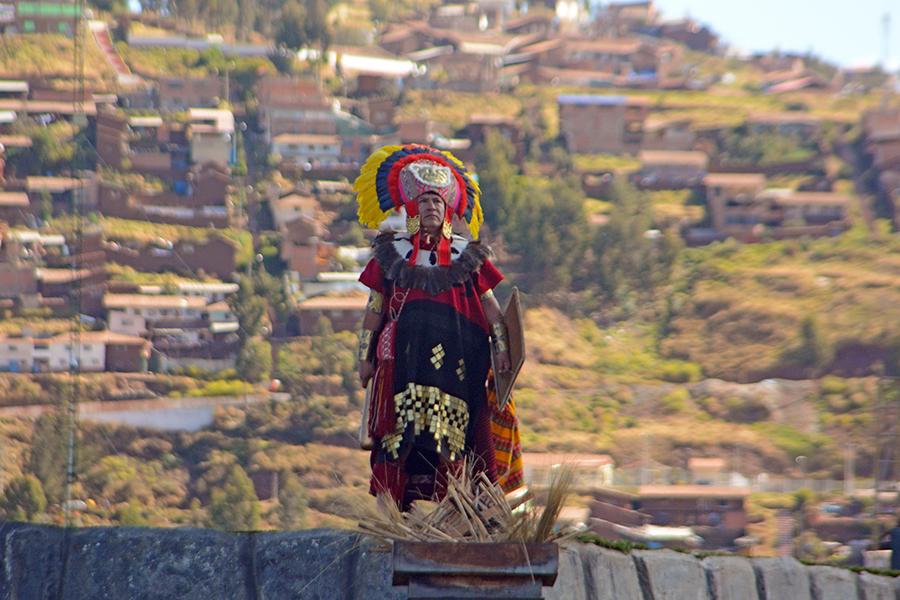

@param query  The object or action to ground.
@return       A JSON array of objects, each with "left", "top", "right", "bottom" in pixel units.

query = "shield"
[{"left": 491, "top": 287, "right": 525, "bottom": 411}]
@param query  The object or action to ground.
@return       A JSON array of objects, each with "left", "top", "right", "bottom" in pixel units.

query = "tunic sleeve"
[
  {"left": 359, "top": 259, "right": 385, "bottom": 293},
  {"left": 474, "top": 258, "right": 504, "bottom": 295}
]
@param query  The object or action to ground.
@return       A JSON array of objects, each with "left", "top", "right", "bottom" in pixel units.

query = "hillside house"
[
  {"left": 704, "top": 173, "right": 767, "bottom": 232},
  {"left": 8, "top": 0, "right": 81, "bottom": 35},
  {"left": 636, "top": 150, "right": 708, "bottom": 188},
  {"left": 105, "top": 293, "right": 208, "bottom": 337},
  {"left": 464, "top": 114, "right": 525, "bottom": 164},
  {"left": 635, "top": 485, "right": 750, "bottom": 549},
  {"left": 642, "top": 116, "right": 696, "bottom": 151},
  {"left": 747, "top": 112, "right": 822, "bottom": 139},
  {"left": 271, "top": 134, "right": 342, "bottom": 167},
  {"left": 255, "top": 76, "right": 336, "bottom": 145},
  {"left": 104, "top": 234, "right": 237, "bottom": 279},
  {"left": 281, "top": 216, "right": 333, "bottom": 280},
  {"left": 188, "top": 108, "right": 234, "bottom": 168},
  {"left": 0, "top": 330, "right": 149, "bottom": 373},
  {"left": 522, "top": 453, "right": 615, "bottom": 488},
  {"left": 558, "top": 94, "right": 649, "bottom": 153},
  {"left": 0, "top": 80, "right": 28, "bottom": 100},
  {"left": 655, "top": 19, "right": 718, "bottom": 52},
  {"left": 688, "top": 457, "right": 727, "bottom": 485},
  {"left": 0, "top": 191, "right": 30, "bottom": 225},
  {"left": 704, "top": 174, "right": 850, "bottom": 242},
  {"left": 270, "top": 193, "right": 321, "bottom": 231},
  {"left": 158, "top": 76, "right": 224, "bottom": 112},
  {"left": 866, "top": 128, "right": 900, "bottom": 171},
  {"left": 295, "top": 293, "right": 368, "bottom": 334},
  {"left": 594, "top": 0, "right": 658, "bottom": 37}
]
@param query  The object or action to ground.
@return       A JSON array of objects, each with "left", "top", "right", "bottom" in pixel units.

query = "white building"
[
  {"left": 137, "top": 281, "right": 239, "bottom": 303},
  {"left": 104, "top": 293, "right": 208, "bottom": 336},
  {"left": 271, "top": 133, "right": 341, "bottom": 166},
  {"left": 188, "top": 108, "right": 235, "bottom": 167},
  {"left": 0, "top": 331, "right": 148, "bottom": 373}
]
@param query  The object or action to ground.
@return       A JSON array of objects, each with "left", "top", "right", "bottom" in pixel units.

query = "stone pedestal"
[{"left": 392, "top": 541, "right": 559, "bottom": 599}]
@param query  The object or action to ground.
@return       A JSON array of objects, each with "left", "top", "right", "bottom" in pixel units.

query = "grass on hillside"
[
  {"left": 398, "top": 90, "right": 523, "bottom": 131},
  {"left": 106, "top": 264, "right": 223, "bottom": 285},
  {"left": 647, "top": 190, "right": 704, "bottom": 226},
  {"left": 662, "top": 226, "right": 900, "bottom": 381},
  {"left": 0, "top": 33, "right": 115, "bottom": 84},
  {"left": 118, "top": 44, "right": 275, "bottom": 81},
  {"left": 572, "top": 153, "right": 641, "bottom": 173},
  {"left": 51, "top": 216, "right": 253, "bottom": 267}
]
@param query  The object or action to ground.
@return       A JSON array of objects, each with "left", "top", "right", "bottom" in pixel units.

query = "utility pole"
[{"left": 65, "top": 0, "right": 86, "bottom": 528}]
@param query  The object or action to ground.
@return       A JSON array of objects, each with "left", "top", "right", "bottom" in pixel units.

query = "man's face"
[{"left": 417, "top": 192, "right": 445, "bottom": 231}]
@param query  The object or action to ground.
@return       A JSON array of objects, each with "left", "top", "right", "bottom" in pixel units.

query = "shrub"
[
  {"left": 660, "top": 388, "right": 690, "bottom": 415},
  {"left": 658, "top": 360, "right": 702, "bottom": 383},
  {"left": 188, "top": 380, "right": 255, "bottom": 397}
]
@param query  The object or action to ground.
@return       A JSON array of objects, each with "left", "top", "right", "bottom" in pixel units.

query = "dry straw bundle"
[{"left": 356, "top": 461, "right": 575, "bottom": 543}]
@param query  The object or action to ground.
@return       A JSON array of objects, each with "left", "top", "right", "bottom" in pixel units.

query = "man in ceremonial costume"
[{"left": 354, "top": 144, "right": 522, "bottom": 509}]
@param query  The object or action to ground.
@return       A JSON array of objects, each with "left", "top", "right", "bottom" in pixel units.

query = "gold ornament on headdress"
[
  {"left": 406, "top": 215, "right": 420, "bottom": 235},
  {"left": 442, "top": 220, "right": 453, "bottom": 239}
]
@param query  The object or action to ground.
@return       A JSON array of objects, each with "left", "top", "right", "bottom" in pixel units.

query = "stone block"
[
  {"left": 857, "top": 571, "right": 897, "bottom": 600},
  {"left": 544, "top": 544, "right": 588, "bottom": 600},
  {"left": 752, "top": 557, "right": 811, "bottom": 600},
  {"left": 254, "top": 529, "right": 363, "bottom": 600},
  {"left": 0, "top": 522, "right": 65, "bottom": 600},
  {"left": 61, "top": 526, "right": 250, "bottom": 600},
  {"left": 632, "top": 549, "right": 709, "bottom": 600},
  {"left": 807, "top": 565, "right": 856, "bottom": 600},
  {"left": 580, "top": 544, "right": 643, "bottom": 600},
  {"left": 351, "top": 537, "right": 405, "bottom": 600},
  {"left": 703, "top": 555, "right": 760, "bottom": 600}
]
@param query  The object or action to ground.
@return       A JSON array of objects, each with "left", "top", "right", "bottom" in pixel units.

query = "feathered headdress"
[{"left": 354, "top": 144, "right": 483, "bottom": 241}]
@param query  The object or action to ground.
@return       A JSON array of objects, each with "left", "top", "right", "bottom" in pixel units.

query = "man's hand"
[
  {"left": 494, "top": 350, "right": 511, "bottom": 373},
  {"left": 359, "top": 360, "right": 375, "bottom": 388}
]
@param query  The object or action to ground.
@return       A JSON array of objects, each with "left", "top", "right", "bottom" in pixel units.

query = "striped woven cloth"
[{"left": 488, "top": 373, "right": 524, "bottom": 493}]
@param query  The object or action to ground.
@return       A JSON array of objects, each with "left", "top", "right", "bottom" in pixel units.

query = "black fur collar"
[{"left": 372, "top": 231, "right": 492, "bottom": 295}]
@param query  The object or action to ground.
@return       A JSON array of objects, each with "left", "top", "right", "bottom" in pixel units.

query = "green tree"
[
  {"left": 278, "top": 470, "right": 307, "bottom": 529},
  {"left": 236, "top": 337, "right": 272, "bottom": 383},
  {"left": 0, "top": 475, "right": 47, "bottom": 521},
  {"left": 474, "top": 130, "right": 518, "bottom": 230},
  {"left": 229, "top": 275, "right": 267, "bottom": 340},
  {"left": 275, "top": 1, "right": 308, "bottom": 50},
  {"left": 783, "top": 315, "right": 832, "bottom": 372},
  {"left": 591, "top": 179, "right": 680, "bottom": 303},
  {"left": 303, "top": 0, "right": 331, "bottom": 50},
  {"left": 207, "top": 464, "right": 261, "bottom": 531},
  {"left": 84, "top": 455, "right": 153, "bottom": 504},
  {"left": 503, "top": 176, "right": 588, "bottom": 292},
  {"left": 117, "top": 498, "right": 149, "bottom": 526},
  {"left": 28, "top": 409, "right": 72, "bottom": 504}
]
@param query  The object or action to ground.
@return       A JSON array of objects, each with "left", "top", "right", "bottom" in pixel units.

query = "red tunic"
[{"left": 359, "top": 232, "right": 503, "bottom": 508}]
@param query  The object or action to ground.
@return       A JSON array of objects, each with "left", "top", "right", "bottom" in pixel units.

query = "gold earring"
[
  {"left": 442, "top": 220, "right": 452, "bottom": 239},
  {"left": 406, "top": 215, "right": 420, "bottom": 235}
]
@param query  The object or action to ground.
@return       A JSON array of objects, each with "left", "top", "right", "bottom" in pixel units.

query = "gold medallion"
[
  {"left": 406, "top": 215, "right": 420, "bottom": 235},
  {"left": 442, "top": 220, "right": 452, "bottom": 239}
]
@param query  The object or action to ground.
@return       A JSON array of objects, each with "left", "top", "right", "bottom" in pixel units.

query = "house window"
[
  {"left": 23, "top": 20, "right": 35, "bottom": 32},
  {"left": 84, "top": 345, "right": 93, "bottom": 351},
  {"left": 7, "top": 345, "right": 16, "bottom": 351}
]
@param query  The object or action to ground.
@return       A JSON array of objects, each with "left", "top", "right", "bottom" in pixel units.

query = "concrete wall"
[{"left": 0, "top": 523, "right": 897, "bottom": 600}]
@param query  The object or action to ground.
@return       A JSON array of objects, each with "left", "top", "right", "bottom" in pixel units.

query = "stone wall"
[{"left": 1, "top": 523, "right": 897, "bottom": 600}]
